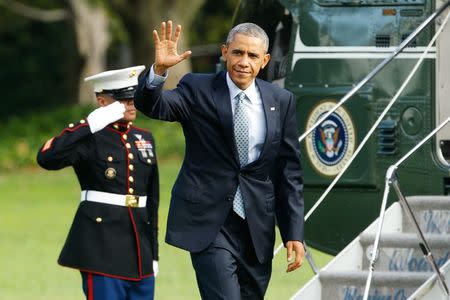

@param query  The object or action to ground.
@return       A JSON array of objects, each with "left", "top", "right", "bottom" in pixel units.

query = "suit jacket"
[
  {"left": 135, "top": 70, "right": 304, "bottom": 264},
  {"left": 37, "top": 122, "right": 159, "bottom": 280}
]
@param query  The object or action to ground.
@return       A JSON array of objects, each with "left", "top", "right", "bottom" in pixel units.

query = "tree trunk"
[
  {"left": 111, "top": 0, "right": 206, "bottom": 89},
  {"left": 68, "top": 0, "right": 110, "bottom": 104}
]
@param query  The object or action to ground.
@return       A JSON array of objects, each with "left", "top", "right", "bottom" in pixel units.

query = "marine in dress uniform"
[{"left": 37, "top": 66, "right": 159, "bottom": 300}]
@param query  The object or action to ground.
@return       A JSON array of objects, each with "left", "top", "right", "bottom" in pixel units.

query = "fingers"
[
  {"left": 286, "top": 241, "right": 293, "bottom": 263},
  {"left": 179, "top": 50, "right": 192, "bottom": 61},
  {"left": 156, "top": 20, "right": 179, "bottom": 42},
  {"left": 152, "top": 30, "right": 160, "bottom": 45},
  {"left": 166, "top": 20, "right": 172, "bottom": 41},
  {"left": 286, "top": 241, "right": 305, "bottom": 273},
  {"left": 287, "top": 254, "right": 301, "bottom": 272},
  {"left": 160, "top": 21, "right": 166, "bottom": 42},
  {"left": 174, "top": 24, "right": 182, "bottom": 44}
]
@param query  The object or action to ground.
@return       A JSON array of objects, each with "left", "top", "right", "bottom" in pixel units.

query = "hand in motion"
[
  {"left": 153, "top": 20, "right": 192, "bottom": 75},
  {"left": 87, "top": 101, "right": 125, "bottom": 134},
  {"left": 286, "top": 241, "right": 305, "bottom": 272}
]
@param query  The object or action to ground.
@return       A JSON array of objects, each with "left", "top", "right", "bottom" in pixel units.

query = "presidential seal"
[{"left": 305, "top": 101, "right": 355, "bottom": 176}]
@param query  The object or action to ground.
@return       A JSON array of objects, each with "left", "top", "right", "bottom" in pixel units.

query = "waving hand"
[{"left": 153, "top": 20, "right": 192, "bottom": 75}]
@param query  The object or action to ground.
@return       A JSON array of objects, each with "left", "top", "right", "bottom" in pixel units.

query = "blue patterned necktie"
[{"left": 233, "top": 92, "right": 249, "bottom": 219}]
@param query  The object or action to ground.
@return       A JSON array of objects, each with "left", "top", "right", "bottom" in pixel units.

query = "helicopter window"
[{"left": 233, "top": 0, "right": 292, "bottom": 84}]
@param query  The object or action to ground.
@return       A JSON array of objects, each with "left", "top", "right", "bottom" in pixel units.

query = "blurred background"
[{"left": 0, "top": 0, "right": 331, "bottom": 299}]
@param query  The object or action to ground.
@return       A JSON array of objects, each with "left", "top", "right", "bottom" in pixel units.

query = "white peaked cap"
[{"left": 84, "top": 65, "right": 146, "bottom": 92}]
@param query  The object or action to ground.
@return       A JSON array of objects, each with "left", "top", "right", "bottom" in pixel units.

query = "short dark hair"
[{"left": 226, "top": 23, "right": 269, "bottom": 53}]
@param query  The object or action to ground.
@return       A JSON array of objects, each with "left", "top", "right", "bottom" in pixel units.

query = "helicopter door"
[{"left": 232, "top": 0, "right": 292, "bottom": 86}]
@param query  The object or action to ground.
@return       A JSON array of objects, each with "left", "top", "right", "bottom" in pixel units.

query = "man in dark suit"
[{"left": 135, "top": 20, "right": 305, "bottom": 299}]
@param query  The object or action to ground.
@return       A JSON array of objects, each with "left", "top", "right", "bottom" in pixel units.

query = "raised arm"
[{"left": 134, "top": 20, "right": 194, "bottom": 123}]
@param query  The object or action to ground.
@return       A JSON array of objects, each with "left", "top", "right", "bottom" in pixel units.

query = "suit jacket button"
[{"left": 226, "top": 196, "right": 232, "bottom": 202}]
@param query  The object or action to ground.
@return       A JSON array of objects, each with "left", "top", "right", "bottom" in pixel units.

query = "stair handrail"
[
  {"left": 363, "top": 7, "right": 450, "bottom": 297},
  {"left": 363, "top": 115, "right": 450, "bottom": 300},
  {"left": 274, "top": 0, "right": 450, "bottom": 259}
]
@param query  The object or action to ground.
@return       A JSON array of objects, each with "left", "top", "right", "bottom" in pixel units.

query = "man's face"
[
  {"left": 221, "top": 33, "right": 270, "bottom": 90},
  {"left": 99, "top": 95, "right": 137, "bottom": 122}
]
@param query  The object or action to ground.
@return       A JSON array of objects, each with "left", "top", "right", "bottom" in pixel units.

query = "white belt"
[{"left": 80, "top": 190, "right": 147, "bottom": 208}]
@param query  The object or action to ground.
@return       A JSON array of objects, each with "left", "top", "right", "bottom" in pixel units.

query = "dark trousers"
[
  {"left": 190, "top": 211, "right": 272, "bottom": 300},
  {"left": 81, "top": 272, "right": 155, "bottom": 300}
]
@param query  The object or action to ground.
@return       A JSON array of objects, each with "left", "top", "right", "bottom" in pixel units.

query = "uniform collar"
[{"left": 109, "top": 121, "right": 133, "bottom": 132}]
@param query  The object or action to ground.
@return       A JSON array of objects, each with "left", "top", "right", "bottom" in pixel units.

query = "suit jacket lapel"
[
  {"left": 256, "top": 79, "right": 279, "bottom": 161},
  {"left": 212, "top": 72, "right": 240, "bottom": 165}
]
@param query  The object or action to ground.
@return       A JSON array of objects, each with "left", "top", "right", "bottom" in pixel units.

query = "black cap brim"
[{"left": 101, "top": 86, "right": 137, "bottom": 100}]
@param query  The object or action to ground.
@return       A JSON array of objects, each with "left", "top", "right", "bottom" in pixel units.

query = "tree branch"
[{"left": 0, "top": 0, "right": 69, "bottom": 22}]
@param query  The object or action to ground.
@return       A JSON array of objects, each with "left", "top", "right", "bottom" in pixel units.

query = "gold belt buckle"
[{"left": 126, "top": 195, "right": 139, "bottom": 207}]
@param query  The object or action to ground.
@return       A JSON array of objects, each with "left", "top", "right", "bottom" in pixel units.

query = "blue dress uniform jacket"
[
  {"left": 135, "top": 70, "right": 304, "bottom": 264},
  {"left": 37, "top": 121, "right": 159, "bottom": 280}
]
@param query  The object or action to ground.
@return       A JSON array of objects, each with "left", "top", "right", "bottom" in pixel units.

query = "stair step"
[
  {"left": 406, "top": 196, "right": 450, "bottom": 210},
  {"left": 360, "top": 233, "right": 450, "bottom": 248},
  {"left": 320, "top": 271, "right": 433, "bottom": 299},
  {"left": 320, "top": 270, "right": 431, "bottom": 287}
]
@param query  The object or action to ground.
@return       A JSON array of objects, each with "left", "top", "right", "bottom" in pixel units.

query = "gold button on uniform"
[
  {"left": 114, "top": 124, "right": 119, "bottom": 130},
  {"left": 129, "top": 164, "right": 134, "bottom": 171},
  {"left": 107, "top": 156, "right": 113, "bottom": 162},
  {"left": 105, "top": 168, "right": 116, "bottom": 180},
  {"left": 129, "top": 176, "right": 134, "bottom": 182},
  {"left": 129, "top": 153, "right": 134, "bottom": 160},
  {"left": 122, "top": 134, "right": 127, "bottom": 140},
  {"left": 147, "top": 159, "right": 152, "bottom": 164},
  {"left": 68, "top": 123, "right": 74, "bottom": 128},
  {"left": 126, "top": 143, "right": 131, "bottom": 149},
  {"left": 96, "top": 217, "right": 102, "bottom": 223},
  {"left": 128, "top": 188, "right": 134, "bottom": 194},
  {"left": 80, "top": 119, "right": 86, "bottom": 124}
]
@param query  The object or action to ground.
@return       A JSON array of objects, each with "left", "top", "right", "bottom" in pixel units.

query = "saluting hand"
[{"left": 153, "top": 20, "right": 192, "bottom": 75}]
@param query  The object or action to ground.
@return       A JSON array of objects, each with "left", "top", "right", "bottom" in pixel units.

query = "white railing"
[
  {"left": 361, "top": 6, "right": 450, "bottom": 299},
  {"left": 363, "top": 116, "right": 450, "bottom": 299}
]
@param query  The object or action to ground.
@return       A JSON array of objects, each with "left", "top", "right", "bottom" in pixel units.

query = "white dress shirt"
[{"left": 146, "top": 66, "right": 267, "bottom": 163}]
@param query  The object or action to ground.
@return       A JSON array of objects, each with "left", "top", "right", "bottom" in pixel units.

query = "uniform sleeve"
[
  {"left": 36, "top": 121, "right": 93, "bottom": 170},
  {"left": 147, "top": 135, "right": 160, "bottom": 261},
  {"left": 273, "top": 94, "right": 305, "bottom": 245}
]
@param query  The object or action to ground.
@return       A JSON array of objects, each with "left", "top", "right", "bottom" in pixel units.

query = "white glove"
[
  {"left": 87, "top": 101, "right": 126, "bottom": 133},
  {"left": 153, "top": 260, "right": 159, "bottom": 277}
]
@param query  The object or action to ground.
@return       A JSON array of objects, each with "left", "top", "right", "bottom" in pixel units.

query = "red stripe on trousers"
[{"left": 88, "top": 273, "right": 94, "bottom": 300}]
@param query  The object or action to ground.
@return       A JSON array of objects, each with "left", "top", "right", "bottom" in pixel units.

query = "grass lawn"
[{"left": 0, "top": 160, "right": 332, "bottom": 299}]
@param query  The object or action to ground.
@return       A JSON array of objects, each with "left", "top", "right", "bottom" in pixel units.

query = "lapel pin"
[{"left": 270, "top": 107, "right": 276, "bottom": 111}]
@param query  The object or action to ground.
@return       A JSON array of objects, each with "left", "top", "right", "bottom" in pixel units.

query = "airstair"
[{"left": 292, "top": 196, "right": 450, "bottom": 299}]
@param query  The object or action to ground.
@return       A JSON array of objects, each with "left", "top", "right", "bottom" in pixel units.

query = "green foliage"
[
  {"left": 0, "top": 104, "right": 185, "bottom": 171},
  {"left": 191, "top": 0, "right": 239, "bottom": 46},
  {"left": 0, "top": 1, "right": 80, "bottom": 118}
]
